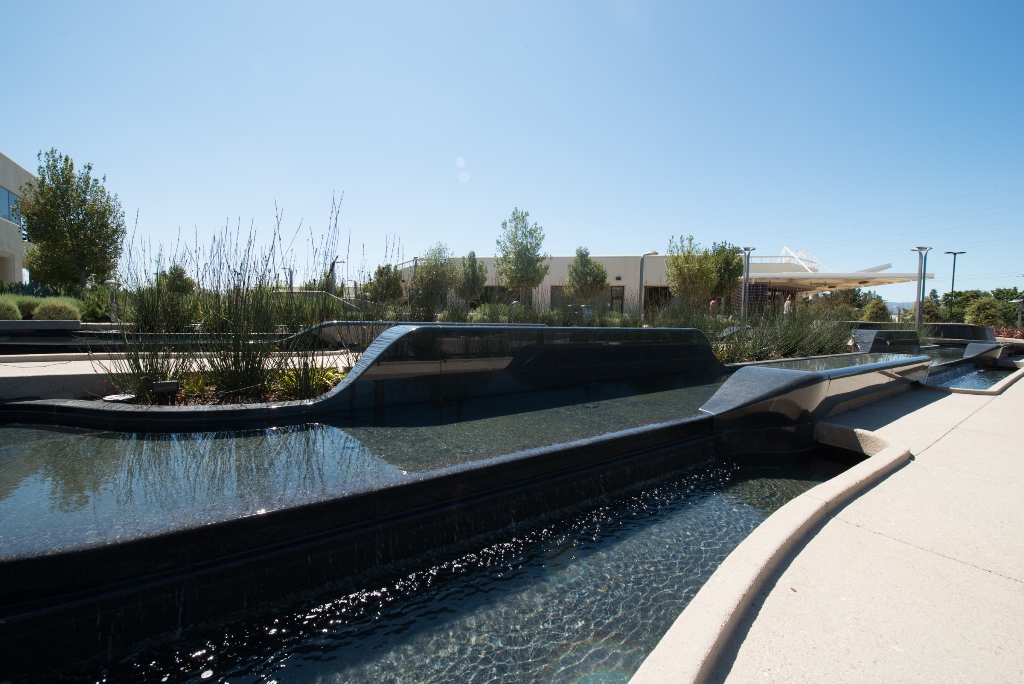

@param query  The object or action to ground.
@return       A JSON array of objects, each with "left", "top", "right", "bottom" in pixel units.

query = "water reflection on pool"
[
  {"left": 67, "top": 461, "right": 834, "bottom": 684},
  {"left": 0, "top": 377, "right": 726, "bottom": 559}
]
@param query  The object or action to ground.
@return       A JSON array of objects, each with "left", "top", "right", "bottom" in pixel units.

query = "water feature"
[
  {"left": 925, "top": 366, "right": 1015, "bottom": 390},
  {"left": 38, "top": 451, "right": 853, "bottom": 683},
  {"left": 0, "top": 376, "right": 725, "bottom": 560},
  {"left": 0, "top": 325, "right": 934, "bottom": 677}
]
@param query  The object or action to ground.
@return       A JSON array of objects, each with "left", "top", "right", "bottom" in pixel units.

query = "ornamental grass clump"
[{"left": 105, "top": 200, "right": 349, "bottom": 403}]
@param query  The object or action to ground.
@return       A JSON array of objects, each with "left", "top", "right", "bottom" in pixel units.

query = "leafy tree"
[
  {"left": 991, "top": 287, "right": 1023, "bottom": 303},
  {"left": 564, "top": 247, "right": 608, "bottom": 301},
  {"left": 665, "top": 236, "right": 743, "bottom": 301},
  {"left": 457, "top": 251, "right": 488, "bottom": 303},
  {"left": 158, "top": 263, "right": 197, "bottom": 295},
  {"left": 861, "top": 298, "right": 892, "bottom": 323},
  {"left": 965, "top": 297, "right": 1010, "bottom": 326},
  {"left": 16, "top": 149, "right": 126, "bottom": 287},
  {"left": 495, "top": 208, "right": 549, "bottom": 303},
  {"left": 410, "top": 242, "right": 458, "bottom": 319},
  {"left": 363, "top": 264, "right": 404, "bottom": 304}
]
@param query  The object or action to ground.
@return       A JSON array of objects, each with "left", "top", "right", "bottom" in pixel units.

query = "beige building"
[
  {"left": 398, "top": 247, "right": 928, "bottom": 313},
  {"left": 0, "top": 150, "right": 33, "bottom": 284}
]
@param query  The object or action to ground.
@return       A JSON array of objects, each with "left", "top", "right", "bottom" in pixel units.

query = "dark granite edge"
[{"left": 0, "top": 325, "right": 723, "bottom": 430}]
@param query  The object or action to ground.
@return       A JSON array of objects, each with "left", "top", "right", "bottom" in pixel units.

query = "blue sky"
[{"left": 3, "top": 1, "right": 1022, "bottom": 300}]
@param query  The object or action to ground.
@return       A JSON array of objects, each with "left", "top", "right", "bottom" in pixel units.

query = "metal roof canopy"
[{"left": 750, "top": 271, "right": 933, "bottom": 295}]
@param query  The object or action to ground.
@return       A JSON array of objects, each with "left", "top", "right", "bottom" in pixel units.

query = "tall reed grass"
[{"left": 104, "top": 202, "right": 352, "bottom": 403}]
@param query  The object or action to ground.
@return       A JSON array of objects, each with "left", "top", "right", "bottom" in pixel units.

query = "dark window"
[
  {"left": 550, "top": 285, "right": 564, "bottom": 309},
  {"left": 609, "top": 286, "right": 624, "bottom": 313},
  {"left": 0, "top": 187, "right": 10, "bottom": 222}
]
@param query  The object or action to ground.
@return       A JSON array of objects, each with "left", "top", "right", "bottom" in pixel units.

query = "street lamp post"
[
  {"left": 1012, "top": 299, "right": 1023, "bottom": 329},
  {"left": 911, "top": 247, "right": 932, "bottom": 330},
  {"left": 103, "top": 279, "right": 118, "bottom": 323},
  {"left": 638, "top": 251, "right": 658, "bottom": 319},
  {"left": 329, "top": 258, "right": 345, "bottom": 295},
  {"left": 740, "top": 247, "right": 755, "bottom": 325},
  {"left": 944, "top": 251, "right": 965, "bottom": 322}
]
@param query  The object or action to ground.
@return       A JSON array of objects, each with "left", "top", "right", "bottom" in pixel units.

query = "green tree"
[
  {"left": 564, "top": 247, "right": 608, "bottom": 301},
  {"left": 363, "top": 264, "right": 404, "bottom": 304},
  {"left": 991, "top": 287, "right": 1023, "bottom": 303},
  {"left": 495, "top": 208, "right": 549, "bottom": 303},
  {"left": 410, "top": 243, "right": 458, "bottom": 319},
  {"left": 665, "top": 236, "right": 742, "bottom": 301},
  {"left": 964, "top": 297, "right": 1010, "bottom": 326},
  {"left": 158, "top": 263, "right": 197, "bottom": 295},
  {"left": 16, "top": 149, "right": 126, "bottom": 287},
  {"left": 457, "top": 251, "right": 488, "bottom": 303},
  {"left": 861, "top": 298, "right": 892, "bottom": 323}
]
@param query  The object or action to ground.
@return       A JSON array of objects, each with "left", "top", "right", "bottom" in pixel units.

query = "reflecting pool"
[
  {"left": 0, "top": 377, "right": 726, "bottom": 559},
  {"left": 60, "top": 459, "right": 839, "bottom": 683}
]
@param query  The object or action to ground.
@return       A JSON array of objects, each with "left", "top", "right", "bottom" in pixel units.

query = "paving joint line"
[{"left": 834, "top": 517, "right": 1024, "bottom": 586}]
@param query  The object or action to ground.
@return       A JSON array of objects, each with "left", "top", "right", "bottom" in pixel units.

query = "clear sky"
[{"left": 3, "top": 1, "right": 1022, "bottom": 300}]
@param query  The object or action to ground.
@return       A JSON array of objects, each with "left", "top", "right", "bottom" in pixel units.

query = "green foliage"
[
  {"left": 16, "top": 148, "right": 126, "bottom": 287},
  {"left": 33, "top": 299, "right": 82, "bottom": 320},
  {"left": 647, "top": 302, "right": 855, "bottom": 364},
  {"left": 0, "top": 298, "right": 22, "bottom": 320},
  {"left": 80, "top": 285, "right": 112, "bottom": 322},
  {"left": 807, "top": 288, "right": 878, "bottom": 312},
  {"left": 410, "top": 243, "right": 458, "bottom": 320},
  {"left": 11, "top": 295, "right": 42, "bottom": 319},
  {"left": 274, "top": 361, "right": 345, "bottom": 401},
  {"left": 495, "top": 207, "right": 549, "bottom": 299},
  {"left": 991, "top": 287, "right": 1023, "bottom": 303},
  {"left": 861, "top": 298, "right": 892, "bottom": 323},
  {"left": 664, "top": 236, "right": 742, "bottom": 301},
  {"left": 158, "top": 263, "right": 197, "bottom": 295},
  {"left": 564, "top": 247, "right": 609, "bottom": 301},
  {"left": 363, "top": 263, "right": 404, "bottom": 304},
  {"left": 965, "top": 297, "right": 1015, "bottom": 326},
  {"left": 457, "top": 251, "right": 488, "bottom": 303}
]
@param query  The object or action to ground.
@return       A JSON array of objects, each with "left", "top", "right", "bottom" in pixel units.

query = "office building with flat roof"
[{"left": 0, "top": 150, "right": 33, "bottom": 283}]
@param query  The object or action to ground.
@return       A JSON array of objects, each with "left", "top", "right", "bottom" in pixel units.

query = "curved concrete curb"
[{"left": 629, "top": 424, "right": 911, "bottom": 684}]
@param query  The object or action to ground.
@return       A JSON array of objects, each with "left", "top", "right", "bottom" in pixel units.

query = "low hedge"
[
  {"left": 33, "top": 300, "right": 82, "bottom": 321},
  {"left": 0, "top": 298, "right": 21, "bottom": 320}
]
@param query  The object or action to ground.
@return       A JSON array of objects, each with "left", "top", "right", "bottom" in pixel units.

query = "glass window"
[
  {"left": 0, "top": 187, "right": 10, "bottom": 222},
  {"left": 9, "top": 189, "right": 21, "bottom": 225}
]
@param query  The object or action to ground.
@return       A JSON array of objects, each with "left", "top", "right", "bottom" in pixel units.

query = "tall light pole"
[
  {"left": 638, "top": 251, "right": 658, "bottom": 318},
  {"left": 911, "top": 246, "right": 932, "bottom": 330},
  {"left": 1012, "top": 298, "right": 1022, "bottom": 329},
  {"left": 944, "top": 251, "right": 965, "bottom": 322},
  {"left": 329, "top": 258, "right": 345, "bottom": 295},
  {"left": 741, "top": 247, "right": 755, "bottom": 325}
]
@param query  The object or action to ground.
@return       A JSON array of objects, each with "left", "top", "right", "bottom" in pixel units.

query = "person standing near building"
[{"left": 784, "top": 294, "right": 793, "bottom": 315}]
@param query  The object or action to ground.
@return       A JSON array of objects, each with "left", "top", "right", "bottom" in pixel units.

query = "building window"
[
  {"left": 550, "top": 285, "right": 564, "bottom": 309},
  {"left": 609, "top": 286, "right": 624, "bottom": 313}
]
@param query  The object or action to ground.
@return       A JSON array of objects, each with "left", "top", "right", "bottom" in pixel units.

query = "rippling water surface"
[{"left": 67, "top": 463, "right": 827, "bottom": 684}]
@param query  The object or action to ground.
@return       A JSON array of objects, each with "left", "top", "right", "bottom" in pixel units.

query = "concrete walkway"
[
  {"left": 0, "top": 352, "right": 358, "bottom": 400},
  {"left": 713, "top": 380, "right": 1024, "bottom": 682}
]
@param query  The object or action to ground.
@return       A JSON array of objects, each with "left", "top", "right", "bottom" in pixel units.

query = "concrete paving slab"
[
  {"left": 837, "top": 462, "right": 1024, "bottom": 582},
  {"left": 916, "top": 428, "right": 1024, "bottom": 486},
  {"left": 721, "top": 518, "right": 1024, "bottom": 684}
]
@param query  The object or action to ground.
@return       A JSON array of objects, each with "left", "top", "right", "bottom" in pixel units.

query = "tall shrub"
[{"left": 564, "top": 247, "right": 608, "bottom": 301}]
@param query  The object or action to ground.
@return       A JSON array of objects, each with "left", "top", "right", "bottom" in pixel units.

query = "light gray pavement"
[
  {"left": 0, "top": 355, "right": 114, "bottom": 399},
  {"left": 714, "top": 380, "right": 1024, "bottom": 683},
  {"left": 0, "top": 352, "right": 358, "bottom": 400}
]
